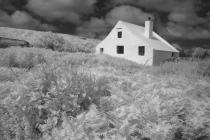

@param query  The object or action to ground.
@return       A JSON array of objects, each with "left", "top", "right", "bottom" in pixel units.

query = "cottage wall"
[
  {"left": 96, "top": 21, "right": 179, "bottom": 66},
  {"left": 153, "top": 50, "right": 173, "bottom": 65},
  {"left": 96, "top": 22, "right": 154, "bottom": 65}
]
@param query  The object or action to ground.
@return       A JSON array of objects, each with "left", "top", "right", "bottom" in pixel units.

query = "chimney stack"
[{"left": 145, "top": 17, "right": 153, "bottom": 38}]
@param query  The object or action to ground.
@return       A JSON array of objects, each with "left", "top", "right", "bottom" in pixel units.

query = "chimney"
[{"left": 145, "top": 17, "right": 153, "bottom": 38}]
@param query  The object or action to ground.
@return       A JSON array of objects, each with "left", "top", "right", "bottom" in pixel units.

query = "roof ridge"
[{"left": 120, "top": 20, "right": 144, "bottom": 28}]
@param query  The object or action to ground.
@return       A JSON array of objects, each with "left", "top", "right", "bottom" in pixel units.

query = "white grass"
[{"left": 0, "top": 30, "right": 209, "bottom": 140}]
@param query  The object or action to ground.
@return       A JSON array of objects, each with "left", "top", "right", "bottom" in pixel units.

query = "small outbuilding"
[{"left": 96, "top": 19, "right": 179, "bottom": 65}]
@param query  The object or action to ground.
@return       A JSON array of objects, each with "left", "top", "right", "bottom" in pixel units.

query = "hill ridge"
[{"left": 0, "top": 26, "right": 100, "bottom": 48}]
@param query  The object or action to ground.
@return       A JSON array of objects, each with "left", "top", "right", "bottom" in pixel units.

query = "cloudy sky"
[{"left": 0, "top": 0, "right": 210, "bottom": 48}]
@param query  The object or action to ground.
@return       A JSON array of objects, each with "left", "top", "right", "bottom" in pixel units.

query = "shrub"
[
  {"left": 36, "top": 63, "right": 111, "bottom": 114},
  {"left": 0, "top": 62, "right": 111, "bottom": 139},
  {"left": 62, "top": 41, "right": 79, "bottom": 53},
  {"left": 1, "top": 51, "right": 19, "bottom": 67},
  {"left": 38, "top": 32, "right": 65, "bottom": 51},
  {"left": 62, "top": 40, "right": 95, "bottom": 53},
  {"left": 192, "top": 47, "right": 209, "bottom": 59},
  {"left": 153, "top": 59, "right": 210, "bottom": 78},
  {"left": 0, "top": 47, "right": 48, "bottom": 69},
  {"left": 0, "top": 67, "right": 21, "bottom": 82},
  {"left": 197, "top": 60, "right": 210, "bottom": 76},
  {"left": 37, "top": 32, "right": 95, "bottom": 53}
]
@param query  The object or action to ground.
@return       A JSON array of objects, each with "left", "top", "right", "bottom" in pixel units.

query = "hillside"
[
  {"left": 0, "top": 28, "right": 210, "bottom": 140},
  {"left": 0, "top": 27, "right": 100, "bottom": 52}
]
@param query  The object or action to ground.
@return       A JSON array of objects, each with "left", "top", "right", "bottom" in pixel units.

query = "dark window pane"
[
  {"left": 100, "top": 48, "right": 104, "bottom": 54},
  {"left": 172, "top": 52, "right": 175, "bottom": 57},
  {"left": 118, "top": 31, "right": 122, "bottom": 38},
  {"left": 139, "top": 46, "right": 145, "bottom": 55},
  {"left": 117, "top": 46, "right": 124, "bottom": 54}
]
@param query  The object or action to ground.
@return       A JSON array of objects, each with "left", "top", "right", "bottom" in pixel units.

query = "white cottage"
[{"left": 96, "top": 19, "right": 179, "bottom": 65}]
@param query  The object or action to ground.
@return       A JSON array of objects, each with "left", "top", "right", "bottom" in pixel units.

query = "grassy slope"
[
  {"left": 0, "top": 27, "right": 100, "bottom": 51},
  {"left": 0, "top": 47, "right": 209, "bottom": 140},
  {"left": 0, "top": 28, "right": 209, "bottom": 140}
]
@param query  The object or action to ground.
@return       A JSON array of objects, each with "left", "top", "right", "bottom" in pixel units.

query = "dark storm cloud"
[
  {"left": 76, "top": 17, "right": 110, "bottom": 38},
  {"left": 26, "top": 0, "right": 97, "bottom": 24},
  {"left": 106, "top": 5, "right": 153, "bottom": 26},
  {"left": 165, "top": 0, "right": 210, "bottom": 39},
  {"left": 113, "top": 0, "right": 186, "bottom": 12},
  {"left": 112, "top": 0, "right": 210, "bottom": 40},
  {"left": 0, "top": 9, "right": 56, "bottom": 30},
  {"left": 195, "top": 0, "right": 210, "bottom": 17},
  {"left": 76, "top": 5, "right": 153, "bottom": 38},
  {"left": 0, "top": 0, "right": 28, "bottom": 14},
  {"left": 0, "top": 0, "right": 56, "bottom": 30},
  {"left": 0, "top": 0, "right": 209, "bottom": 46},
  {"left": 0, "top": 0, "right": 97, "bottom": 31}
]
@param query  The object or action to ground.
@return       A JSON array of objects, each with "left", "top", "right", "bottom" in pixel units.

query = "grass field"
[
  {"left": 0, "top": 28, "right": 209, "bottom": 140},
  {"left": 0, "top": 27, "right": 100, "bottom": 53}
]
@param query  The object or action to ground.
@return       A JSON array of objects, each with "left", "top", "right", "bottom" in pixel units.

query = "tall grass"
[
  {"left": 0, "top": 47, "right": 61, "bottom": 69},
  {"left": 152, "top": 59, "right": 210, "bottom": 78},
  {"left": 0, "top": 47, "right": 209, "bottom": 140},
  {"left": 38, "top": 32, "right": 65, "bottom": 51},
  {"left": 0, "top": 60, "right": 111, "bottom": 140},
  {"left": 0, "top": 47, "right": 142, "bottom": 75},
  {"left": 62, "top": 41, "right": 96, "bottom": 53},
  {"left": 35, "top": 32, "right": 97, "bottom": 53},
  {"left": 0, "top": 27, "right": 99, "bottom": 53},
  {"left": 0, "top": 67, "right": 25, "bottom": 82}
]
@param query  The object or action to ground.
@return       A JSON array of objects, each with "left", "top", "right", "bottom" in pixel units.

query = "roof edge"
[
  {"left": 153, "top": 32, "right": 179, "bottom": 52},
  {"left": 119, "top": 21, "right": 179, "bottom": 52}
]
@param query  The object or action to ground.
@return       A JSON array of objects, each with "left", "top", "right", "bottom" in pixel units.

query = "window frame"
[
  {"left": 172, "top": 52, "right": 175, "bottom": 57},
  {"left": 118, "top": 31, "right": 122, "bottom": 38},
  {"left": 100, "top": 48, "right": 104, "bottom": 54},
  {"left": 117, "top": 45, "right": 124, "bottom": 54},
  {"left": 138, "top": 46, "right": 145, "bottom": 56}
]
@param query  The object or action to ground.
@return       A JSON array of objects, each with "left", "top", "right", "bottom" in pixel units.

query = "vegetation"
[
  {"left": 28, "top": 31, "right": 98, "bottom": 53},
  {"left": 38, "top": 32, "right": 65, "bottom": 51},
  {"left": 153, "top": 59, "right": 210, "bottom": 78},
  {"left": 0, "top": 27, "right": 99, "bottom": 53},
  {"left": 180, "top": 47, "right": 210, "bottom": 59},
  {"left": 0, "top": 46, "right": 209, "bottom": 140},
  {"left": 0, "top": 47, "right": 54, "bottom": 69},
  {"left": 0, "top": 62, "right": 110, "bottom": 140},
  {"left": 0, "top": 30, "right": 209, "bottom": 140},
  {"left": 192, "top": 47, "right": 210, "bottom": 59}
]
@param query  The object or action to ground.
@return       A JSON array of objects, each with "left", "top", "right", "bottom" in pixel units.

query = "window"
[
  {"left": 172, "top": 52, "right": 175, "bottom": 57},
  {"left": 100, "top": 48, "right": 104, "bottom": 54},
  {"left": 117, "top": 45, "right": 124, "bottom": 54},
  {"left": 118, "top": 31, "right": 122, "bottom": 38},
  {"left": 138, "top": 46, "right": 145, "bottom": 56}
]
